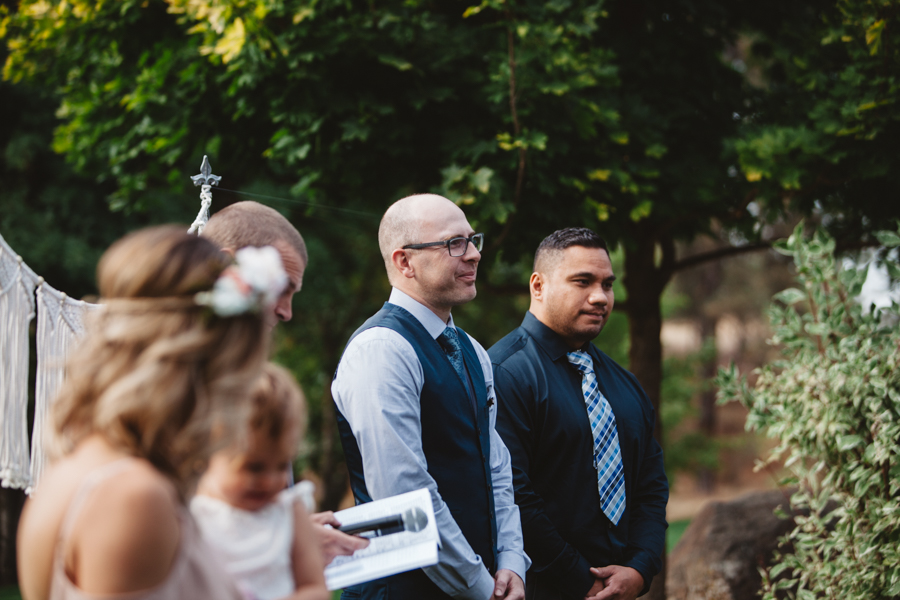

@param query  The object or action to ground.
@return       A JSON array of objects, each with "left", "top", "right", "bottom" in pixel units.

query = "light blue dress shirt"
[{"left": 332, "top": 288, "right": 529, "bottom": 599}]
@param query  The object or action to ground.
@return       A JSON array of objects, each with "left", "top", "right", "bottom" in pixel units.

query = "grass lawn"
[
  {"left": 667, "top": 518, "right": 691, "bottom": 554},
  {"left": 0, "top": 586, "right": 22, "bottom": 600}
]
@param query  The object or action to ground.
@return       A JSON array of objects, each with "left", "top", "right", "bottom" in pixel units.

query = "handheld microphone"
[{"left": 338, "top": 507, "right": 429, "bottom": 537}]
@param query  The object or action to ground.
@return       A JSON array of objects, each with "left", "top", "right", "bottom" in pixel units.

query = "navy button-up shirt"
[{"left": 489, "top": 312, "right": 668, "bottom": 597}]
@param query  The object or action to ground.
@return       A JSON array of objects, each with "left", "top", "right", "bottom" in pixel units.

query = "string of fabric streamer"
[
  {"left": 0, "top": 233, "right": 101, "bottom": 494},
  {"left": 0, "top": 157, "right": 220, "bottom": 493}
]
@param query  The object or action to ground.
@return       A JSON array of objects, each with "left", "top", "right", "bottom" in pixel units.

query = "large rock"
[{"left": 667, "top": 489, "right": 796, "bottom": 600}]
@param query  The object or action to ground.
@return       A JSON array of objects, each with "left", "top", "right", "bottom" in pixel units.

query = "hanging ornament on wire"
[{"left": 187, "top": 155, "right": 222, "bottom": 235}]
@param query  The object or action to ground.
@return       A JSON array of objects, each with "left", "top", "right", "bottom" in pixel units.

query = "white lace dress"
[{"left": 190, "top": 482, "right": 316, "bottom": 600}]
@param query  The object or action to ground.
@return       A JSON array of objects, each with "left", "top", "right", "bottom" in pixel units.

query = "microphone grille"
[{"left": 403, "top": 507, "right": 429, "bottom": 533}]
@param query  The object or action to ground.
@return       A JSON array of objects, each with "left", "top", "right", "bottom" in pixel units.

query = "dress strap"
[{"left": 56, "top": 458, "right": 142, "bottom": 553}]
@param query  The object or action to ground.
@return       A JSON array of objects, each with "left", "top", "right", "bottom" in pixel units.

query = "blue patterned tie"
[
  {"left": 438, "top": 327, "right": 474, "bottom": 412},
  {"left": 438, "top": 327, "right": 466, "bottom": 378},
  {"left": 567, "top": 350, "right": 626, "bottom": 525}
]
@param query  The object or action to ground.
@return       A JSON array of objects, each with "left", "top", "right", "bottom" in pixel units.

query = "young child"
[{"left": 192, "top": 363, "right": 329, "bottom": 600}]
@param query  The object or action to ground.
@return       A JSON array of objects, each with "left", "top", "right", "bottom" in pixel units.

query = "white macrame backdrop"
[
  {"left": 29, "top": 283, "right": 101, "bottom": 494},
  {"left": 0, "top": 234, "right": 38, "bottom": 490}
]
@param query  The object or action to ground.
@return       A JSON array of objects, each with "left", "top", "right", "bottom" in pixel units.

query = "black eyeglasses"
[{"left": 402, "top": 233, "right": 484, "bottom": 257}]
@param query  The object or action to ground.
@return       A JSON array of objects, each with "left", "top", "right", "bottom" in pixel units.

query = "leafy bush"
[{"left": 717, "top": 223, "right": 900, "bottom": 599}]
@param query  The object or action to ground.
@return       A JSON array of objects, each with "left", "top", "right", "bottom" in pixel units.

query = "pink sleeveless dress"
[{"left": 49, "top": 459, "right": 244, "bottom": 600}]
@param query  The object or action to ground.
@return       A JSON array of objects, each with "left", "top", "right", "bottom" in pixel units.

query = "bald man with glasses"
[{"left": 332, "top": 194, "right": 529, "bottom": 600}]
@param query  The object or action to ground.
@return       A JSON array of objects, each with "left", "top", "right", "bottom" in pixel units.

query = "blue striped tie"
[{"left": 566, "top": 350, "right": 626, "bottom": 526}]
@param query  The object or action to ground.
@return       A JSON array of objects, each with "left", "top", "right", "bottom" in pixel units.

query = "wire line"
[{"left": 214, "top": 187, "right": 379, "bottom": 218}]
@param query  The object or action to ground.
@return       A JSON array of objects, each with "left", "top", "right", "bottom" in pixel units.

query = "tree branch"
[
  {"left": 673, "top": 241, "right": 773, "bottom": 272},
  {"left": 490, "top": 20, "right": 526, "bottom": 252},
  {"left": 673, "top": 236, "right": 882, "bottom": 274}
]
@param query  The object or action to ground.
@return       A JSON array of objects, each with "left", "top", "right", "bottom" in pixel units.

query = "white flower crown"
[{"left": 195, "top": 246, "right": 289, "bottom": 317}]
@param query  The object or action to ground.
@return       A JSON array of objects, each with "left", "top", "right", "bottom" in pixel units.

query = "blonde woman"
[{"left": 17, "top": 226, "right": 286, "bottom": 600}]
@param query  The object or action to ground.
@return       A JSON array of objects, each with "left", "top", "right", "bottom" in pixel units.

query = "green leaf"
[
  {"left": 471, "top": 167, "right": 493, "bottom": 194},
  {"left": 774, "top": 288, "right": 806, "bottom": 305},
  {"left": 378, "top": 55, "right": 413, "bottom": 71},
  {"left": 587, "top": 169, "right": 611, "bottom": 181},
  {"left": 836, "top": 434, "right": 863, "bottom": 452},
  {"left": 887, "top": 575, "right": 900, "bottom": 596},
  {"left": 875, "top": 230, "right": 900, "bottom": 247},
  {"left": 797, "top": 588, "right": 816, "bottom": 600},
  {"left": 629, "top": 200, "right": 652, "bottom": 222},
  {"left": 886, "top": 262, "right": 900, "bottom": 281},
  {"left": 462, "top": 0, "right": 490, "bottom": 18},
  {"left": 644, "top": 143, "right": 667, "bottom": 158},
  {"left": 865, "top": 19, "right": 886, "bottom": 55}
]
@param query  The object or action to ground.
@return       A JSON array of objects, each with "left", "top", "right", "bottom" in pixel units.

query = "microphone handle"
[{"left": 338, "top": 515, "right": 404, "bottom": 536}]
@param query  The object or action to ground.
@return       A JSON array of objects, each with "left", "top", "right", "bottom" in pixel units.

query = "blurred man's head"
[
  {"left": 530, "top": 227, "right": 614, "bottom": 349},
  {"left": 378, "top": 194, "right": 482, "bottom": 321},
  {"left": 203, "top": 201, "right": 307, "bottom": 324}
]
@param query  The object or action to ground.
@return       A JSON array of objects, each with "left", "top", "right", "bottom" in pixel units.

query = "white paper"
[{"left": 325, "top": 488, "right": 439, "bottom": 590}]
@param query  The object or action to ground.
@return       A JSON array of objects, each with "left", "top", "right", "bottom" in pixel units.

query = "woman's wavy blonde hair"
[{"left": 51, "top": 225, "right": 270, "bottom": 495}]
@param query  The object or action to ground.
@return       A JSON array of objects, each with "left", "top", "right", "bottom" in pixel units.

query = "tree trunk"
[{"left": 623, "top": 233, "right": 673, "bottom": 600}]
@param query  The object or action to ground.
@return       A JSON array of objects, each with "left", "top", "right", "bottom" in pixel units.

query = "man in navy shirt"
[{"left": 489, "top": 228, "right": 668, "bottom": 600}]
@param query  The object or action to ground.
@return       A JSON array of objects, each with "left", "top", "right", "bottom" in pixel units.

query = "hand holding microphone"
[{"left": 337, "top": 507, "right": 429, "bottom": 537}]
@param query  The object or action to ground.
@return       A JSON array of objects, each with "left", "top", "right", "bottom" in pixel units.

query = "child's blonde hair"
[
  {"left": 51, "top": 226, "right": 270, "bottom": 495},
  {"left": 247, "top": 363, "right": 306, "bottom": 451}
]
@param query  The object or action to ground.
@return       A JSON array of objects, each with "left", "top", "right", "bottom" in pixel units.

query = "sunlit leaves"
[
  {"left": 629, "top": 199, "right": 652, "bottom": 222},
  {"left": 441, "top": 164, "right": 493, "bottom": 196},
  {"left": 496, "top": 130, "right": 548, "bottom": 151},
  {"left": 733, "top": 0, "right": 900, "bottom": 224},
  {"left": 865, "top": 19, "right": 885, "bottom": 56}
]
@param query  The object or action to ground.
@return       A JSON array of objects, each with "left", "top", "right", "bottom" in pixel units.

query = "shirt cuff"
[
  {"left": 622, "top": 556, "right": 654, "bottom": 597},
  {"left": 460, "top": 568, "right": 496, "bottom": 600},
  {"left": 562, "top": 554, "right": 596, "bottom": 599},
  {"left": 496, "top": 550, "right": 529, "bottom": 586}
]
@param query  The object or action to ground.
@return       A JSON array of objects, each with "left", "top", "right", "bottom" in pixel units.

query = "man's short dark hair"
[{"left": 534, "top": 227, "right": 609, "bottom": 271}]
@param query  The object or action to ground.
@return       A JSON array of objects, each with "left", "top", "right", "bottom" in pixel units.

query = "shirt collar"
[
  {"left": 521, "top": 311, "right": 584, "bottom": 361},
  {"left": 388, "top": 287, "right": 455, "bottom": 340}
]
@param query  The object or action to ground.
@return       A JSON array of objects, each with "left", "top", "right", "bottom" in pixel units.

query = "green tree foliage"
[
  {"left": 4, "top": 1, "right": 900, "bottom": 533},
  {"left": 0, "top": 69, "right": 169, "bottom": 298},
  {"left": 717, "top": 223, "right": 900, "bottom": 598},
  {"left": 734, "top": 0, "right": 900, "bottom": 239},
  {"left": 0, "top": 0, "right": 768, "bottom": 397}
]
